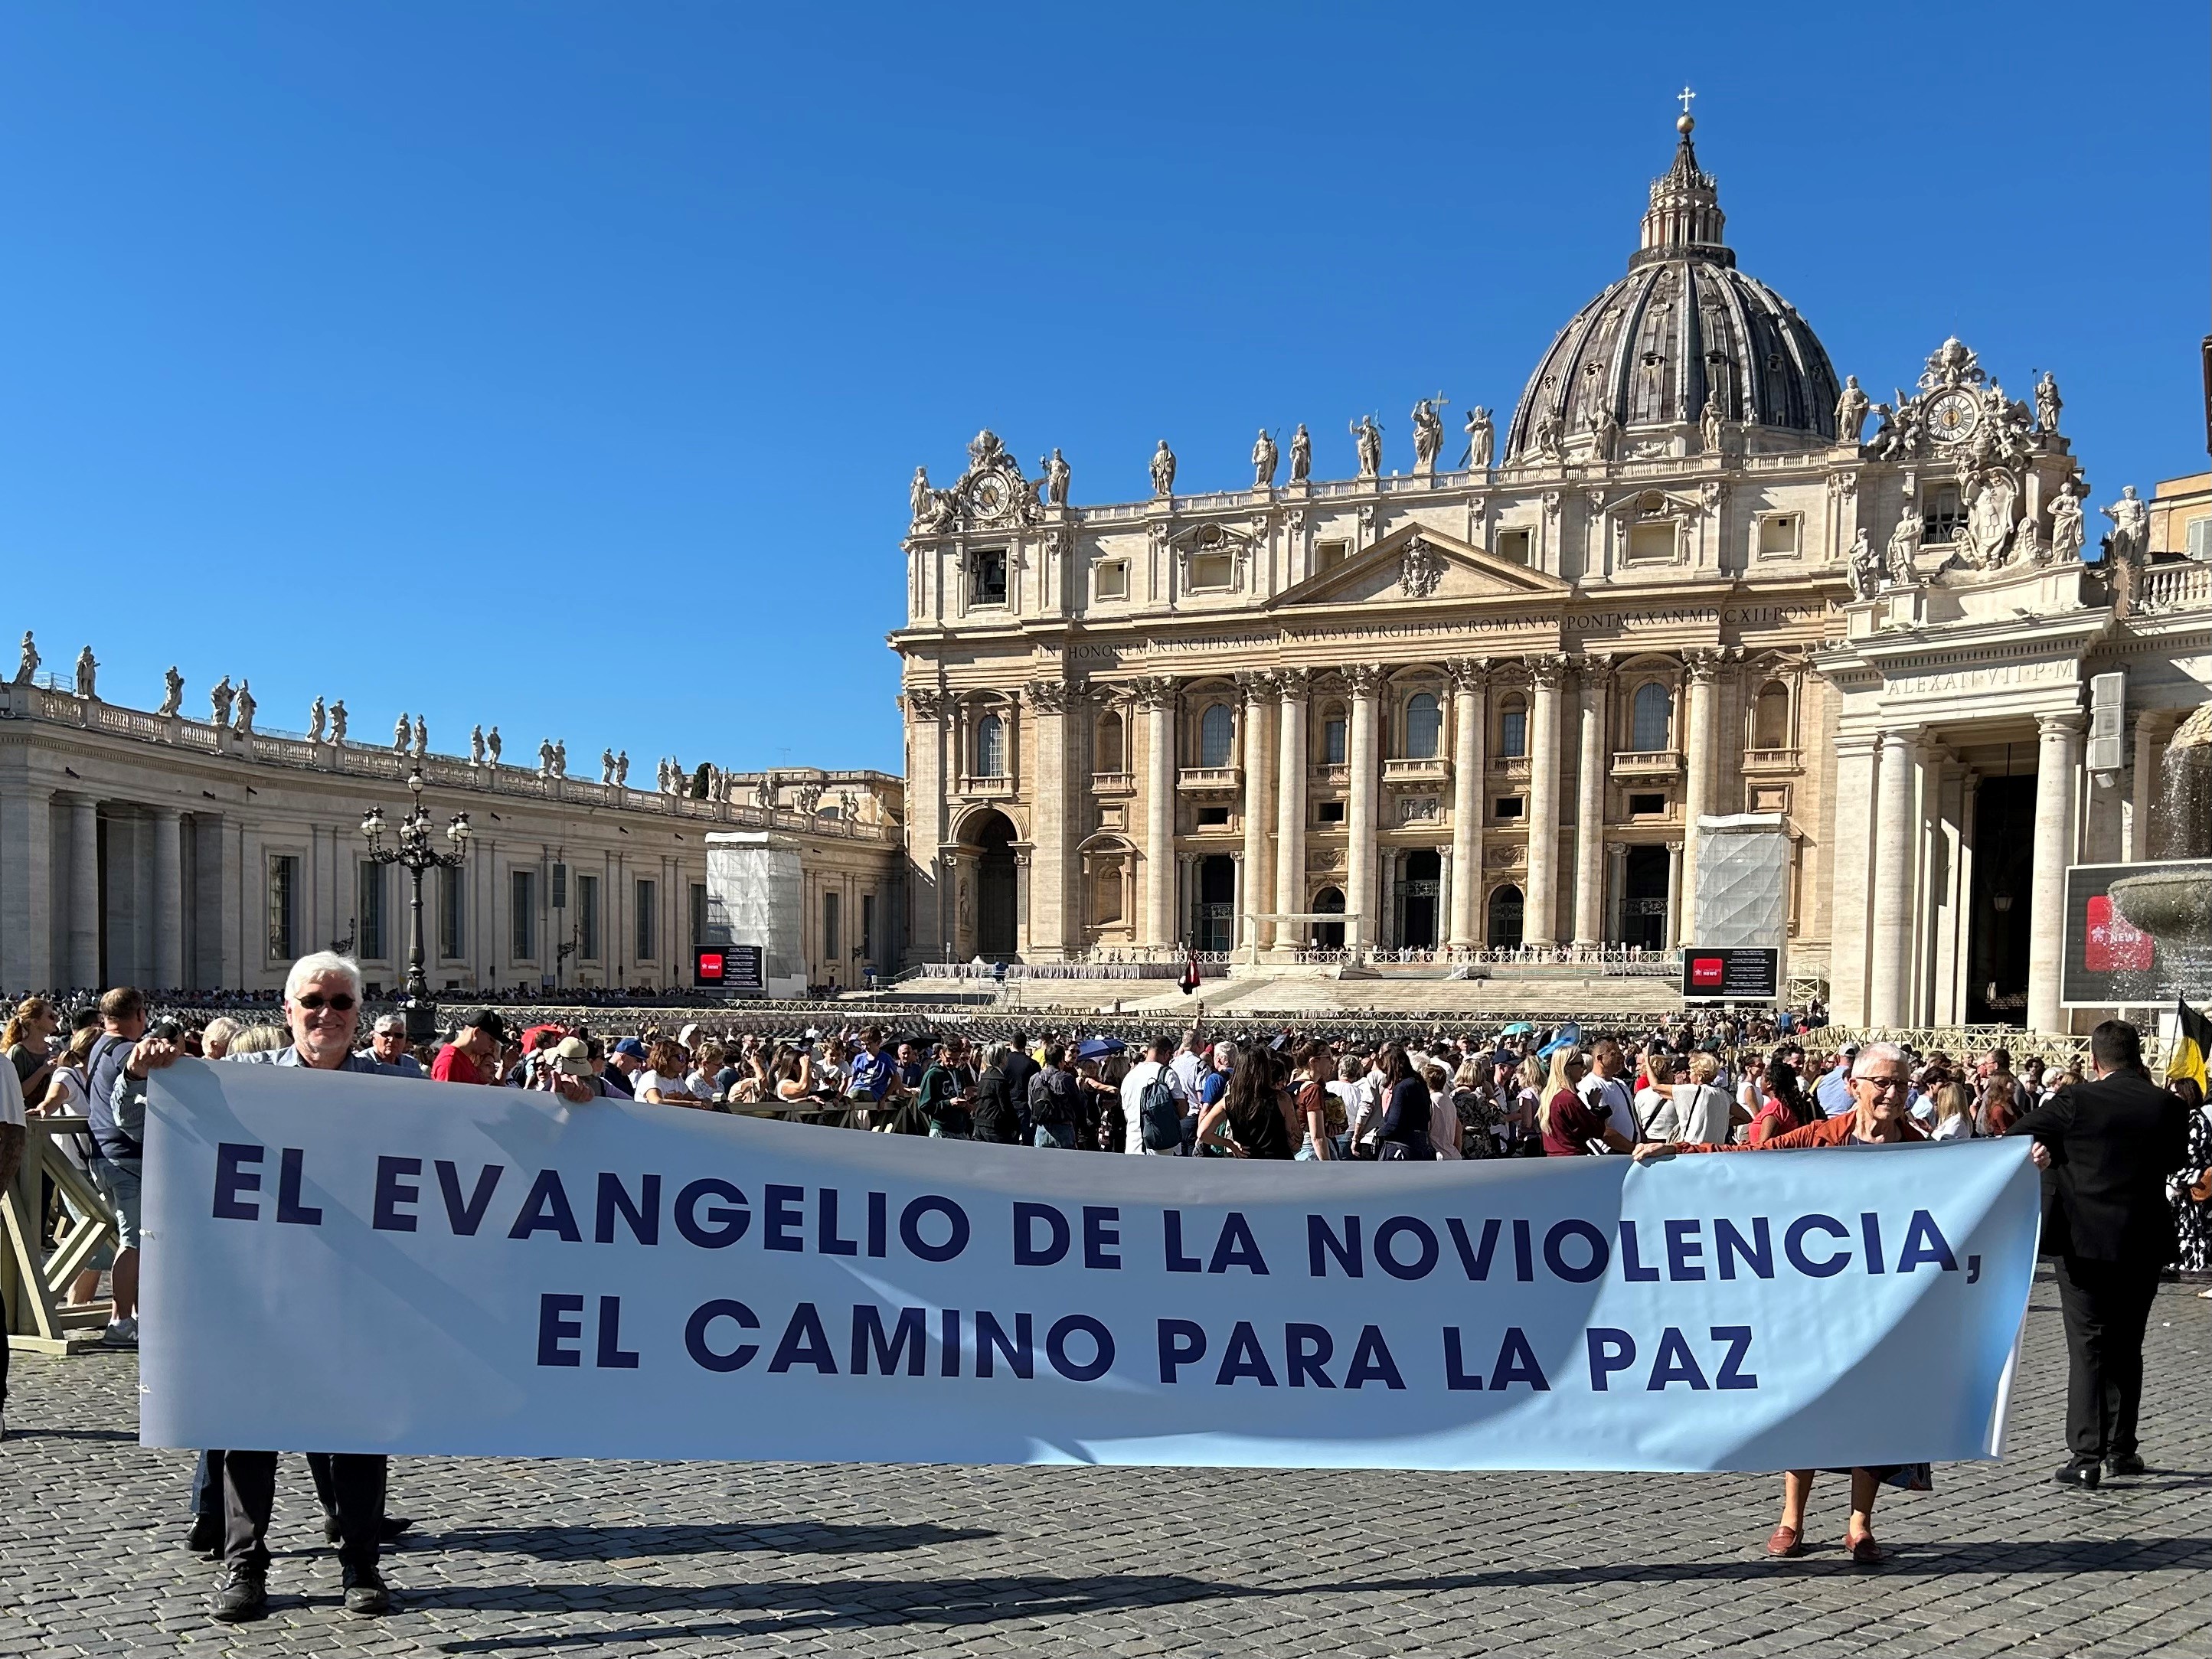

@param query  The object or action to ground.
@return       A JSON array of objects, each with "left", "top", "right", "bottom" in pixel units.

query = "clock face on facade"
[
  {"left": 1926, "top": 388, "right": 1980, "bottom": 445},
  {"left": 970, "top": 475, "right": 1008, "bottom": 516}
]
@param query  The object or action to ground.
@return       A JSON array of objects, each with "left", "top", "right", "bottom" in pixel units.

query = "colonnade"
[
  {"left": 957, "top": 652, "right": 1747, "bottom": 961},
  {"left": 0, "top": 785, "right": 198, "bottom": 992}
]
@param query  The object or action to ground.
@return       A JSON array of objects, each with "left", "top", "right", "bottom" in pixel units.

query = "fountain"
[{"left": 2107, "top": 702, "right": 2212, "bottom": 995}]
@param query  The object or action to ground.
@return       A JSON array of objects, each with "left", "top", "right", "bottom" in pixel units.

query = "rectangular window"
[
  {"left": 1315, "top": 539, "right": 1351, "bottom": 573},
  {"left": 1196, "top": 805, "right": 1230, "bottom": 828},
  {"left": 439, "top": 867, "right": 465, "bottom": 960},
  {"left": 1188, "top": 551, "right": 1234, "bottom": 590},
  {"left": 1628, "top": 792, "right": 1666, "bottom": 817},
  {"left": 1324, "top": 717, "right": 1347, "bottom": 765},
  {"left": 1494, "top": 796, "right": 1526, "bottom": 821},
  {"left": 1315, "top": 800, "right": 1346, "bottom": 825},
  {"left": 861, "top": 893, "right": 876, "bottom": 961},
  {"left": 357, "top": 861, "right": 385, "bottom": 961},
  {"left": 268, "top": 855, "right": 299, "bottom": 962},
  {"left": 2187, "top": 516, "right": 2212, "bottom": 561},
  {"left": 577, "top": 874, "right": 600, "bottom": 961},
  {"left": 1627, "top": 521, "right": 1677, "bottom": 561},
  {"left": 1094, "top": 560, "right": 1128, "bottom": 600},
  {"left": 511, "top": 869, "right": 537, "bottom": 961},
  {"left": 1756, "top": 514, "right": 1801, "bottom": 557},
  {"left": 635, "top": 878, "right": 656, "bottom": 961},
  {"left": 971, "top": 548, "right": 1008, "bottom": 606},
  {"left": 1495, "top": 529, "right": 1531, "bottom": 566},
  {"left": 690, "top": 881, "right": 709, "bottom": 951},
  {"left": 1923, "top": 485, "right": 1965, "bottom": 544},
  {"left": 824, "top": 891, "right": 841, "bottom": 962}
]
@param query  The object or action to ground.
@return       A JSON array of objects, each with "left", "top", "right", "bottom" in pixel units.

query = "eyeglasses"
[
  {"left": 295, "top": 993, "right": 358, "bottom": 1013},
  {"left": 1858, "top": 1076, "right": 1910, "bottom": 1094}
]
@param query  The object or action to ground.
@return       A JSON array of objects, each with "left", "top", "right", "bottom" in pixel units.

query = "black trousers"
[
  {"left": 194, "top": 1448, "right": 340, "bottom": 1516},
  {"left": 2053, "top": 1255, "right": 2162, "bottom": 1461},
  {"left": 221, "top": 1448, "right": 386, "bottom": 1572}
]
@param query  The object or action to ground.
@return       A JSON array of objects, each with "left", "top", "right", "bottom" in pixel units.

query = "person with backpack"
[
  {"left": 1028, "top": 1042, "right": 1081, "bottom": 1148},
  {"left": 1119, "top": 1034, "right": 1187, "bottom": 1154}
]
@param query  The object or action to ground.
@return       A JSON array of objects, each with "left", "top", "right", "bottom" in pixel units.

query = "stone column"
[
  {"left": 152, "top": 808, "right": 185, "bottom": 991},
  {"left": 903, "top": 687, "right": 947, "bottom": 968},
  {"left": 1679, "top": 651, "right": 1720, "bottom": 939},
  {"left": 1663, "top": 840, "right": 1683, "bottom": 948},
  {"left": 1138, "top": 678, "right": 1178, "bottom": 947},
  {"left": 1345, "top": 665, "right": 1381, "bottom": 954},
  {"left": 2129, "top": 710, "right": 2166, "bottom": 861},
  {"left": 1825, "top": 734, "right": 1880, "bottom": 1024},
  {"left": 1274, "top": 669, "right": 1310, "bottom": 950},
  {"left": 2027, "top": 711, "right": 2084, "bottom": 1034},
  {"left": 1606, "top": 840, "right": 1629, "bottom": 945},
  {"left": 1865, "top": 727, "right": 1920, "bottom": 1027},
  {"left": 1237, "top": 671, "right": 1274, "bottom": 954},
  {"left": 1524, "top": 659, "right": 1563, "bottom": 948},
  {"left": 1026, "top": 679, "right": 1074, "bottom": 959},
  {"left": 0, "top": 782, "right": 54, "bottom": 991},
  {"left": 1447, "top": 659, "right": 1485, "bottom": 947},
  {"left": 1571, "top": 660, "right": 1611, "bottom": 948},
  {"left": 66, "top": 792, "right": 100, "bottom": 988}
]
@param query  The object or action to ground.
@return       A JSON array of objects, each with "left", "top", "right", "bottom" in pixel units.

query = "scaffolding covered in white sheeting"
[
  {"left": 1692, "top": 813, "right": 1791, "bottom": 955},
  {"left": 704, "top": 832, "right": 806, "bottom": 997}
]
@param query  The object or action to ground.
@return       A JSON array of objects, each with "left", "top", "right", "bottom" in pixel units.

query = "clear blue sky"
[{"left": 2, "top": 5, "right": 2204, "bottom": 775}]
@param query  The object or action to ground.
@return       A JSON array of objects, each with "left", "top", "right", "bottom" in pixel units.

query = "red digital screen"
[
  {"left": 2083, "top": 896, "right": 2154, "bottom": 974},
  {"left": 1688, "top": 955, "right": 1725, "bottom": 989},
  {"left": 696, "top": 952, "right": 726, "bottom": 982}
]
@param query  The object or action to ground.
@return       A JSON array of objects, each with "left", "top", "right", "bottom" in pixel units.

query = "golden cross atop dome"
[{"left": 1676, "top": 85, "right": 1696, "bottom": 134}]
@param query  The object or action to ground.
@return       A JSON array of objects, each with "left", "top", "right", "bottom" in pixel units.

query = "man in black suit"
[{"left": 2012, "top": 1020, "right": 2191, "bottom": 1488}]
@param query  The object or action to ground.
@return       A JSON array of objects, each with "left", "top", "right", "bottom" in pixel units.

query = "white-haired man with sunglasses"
[{"left": 126, "top": 950, "right": 410, "bottom": 1622}]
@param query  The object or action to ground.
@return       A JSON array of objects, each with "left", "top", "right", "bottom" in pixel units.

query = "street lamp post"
[{"left": 361, "top": 767, "right": 472, "bottom": 1043}]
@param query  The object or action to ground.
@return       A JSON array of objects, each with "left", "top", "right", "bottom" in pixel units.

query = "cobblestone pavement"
[{"left": 6, "top": 1271, "right": 2210, "bottom": 1658}]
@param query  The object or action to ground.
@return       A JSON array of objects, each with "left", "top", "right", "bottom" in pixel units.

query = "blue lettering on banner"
[
  {"left": 211, "top": 1142, "right": 263, "bottom": 1220},
  {"left": 537, "top": 1293, "right": 583, "bottom": 1367},
  {"left": 685, "top": 1299, "right": 760, "bottom": 1372},
  {"left": 1374, "top": 1216, "right": 1439, "bottom": 1281},
  {"left": 674, "top": 1178, "right": 750, "bottom": 1248},
  {"left": 1286, "top": 1323, "right": 1335, "bottom": 1387},
  {"left": 764, "top": 1184, "right": 805, "bottom": 1252},
  {"left": 1045, "top": 1314, "right": 1113, "bottom": 1382},
  {"left": 1083, "top": 1207, "right": 1122, "bottom": 1270},
  {"left": 768, "top": 1301, "right": 838, "bottom": 1373},
  {"left": 1208, "top": 1213, "right": 1269, "bottom": 1275},
  {"left": 1215, "top": 1321, "right": 1276, "bottom": 1386},
  {"left": 1345, "top": 1325, "right": 1406, "bottom": 1390},
  {"left": 1310, "top": 1215, "right": 1361, "bottom": 1278},
  {"left": 852, "top": 1305, "right": 928, "bottom": 1376},
  {"left": 900, "top": 1196, "right": 969, "bottom": 1263},
  {"left": 1715, "top": 1217, "right": 1773, "bottom": 1280},
  {"left": 1898, "top": 1210, "right": 1959, "bottom": 1272},
  {"left": 976, "top": 1311, "right": 1033, "bottom": 1377},
  {"left": 1618, "top": 1219, "right": 1661, "bottom": 1282},
  {"left": 275, "top": 1148, "right": 322, "bottom": 1226},
  {"left": 595, "top": 1173, "right": 659, "bottom": 1246},
  {"left": 1014, "top": 1202, "right": 1070, "bottom": 1266},
  {"left": 1665, "top": 1219, "right": 1705, "bottom": 1281},
  {"left": 508, "top": 1170, "right": 580, "bottom": 1242},
  {"left": 1448, "top": 1216, "right": 1501, "bottom": 1279},
  {"left": 596, "top": 1296, "right": 639, "bottom": 1369},
  {"left": 1784, "top": 1213, "right": 1851, "bottom": 1277},
  {"left": 435, "top": 1161, "right": 504, "bottom": 1235},
  {"left": 817, "top": 1188, "right": 857, "bottom": 1256},
  {"left": 373, "top": 1156, "right": 421, "bottom": 1232}
]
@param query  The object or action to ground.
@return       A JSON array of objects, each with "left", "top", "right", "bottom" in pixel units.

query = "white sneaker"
[{"left": 101, "top": 1317, "right": 138, "bottom": 1347}]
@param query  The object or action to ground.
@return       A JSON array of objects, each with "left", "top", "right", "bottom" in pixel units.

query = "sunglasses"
[{"left": 295, "top": 993, "right": 358, "bottom": 1013}]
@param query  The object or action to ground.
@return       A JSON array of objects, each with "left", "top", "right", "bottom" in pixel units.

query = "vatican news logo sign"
[
  {"left": 1679, "top": 946, "right": 1780, "bottom": 1004},
  {"left": 2060, "top": 860, "right": 2212, "bottom": 1008},
  {"left": 693, "top": 945, "right": 765, "bottom": 995}
]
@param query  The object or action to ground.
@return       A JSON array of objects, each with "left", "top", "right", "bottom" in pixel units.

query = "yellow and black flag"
[{"left": 2168, "top": 999, "right": 2211, "bottom": 1096}]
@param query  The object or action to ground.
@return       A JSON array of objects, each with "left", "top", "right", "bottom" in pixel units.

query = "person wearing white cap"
[{"left": 529, "top": 1037, "right": 604, "bottom": 1104}]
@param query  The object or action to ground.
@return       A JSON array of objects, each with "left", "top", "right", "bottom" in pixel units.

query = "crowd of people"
[{"left": 2, "top": 955, "right": 2206, "bottom": 1618}]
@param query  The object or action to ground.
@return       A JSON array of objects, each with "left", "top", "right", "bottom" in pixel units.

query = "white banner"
[{"left": 141, "top": 1060, "right": 2042, "bottom": 1472}]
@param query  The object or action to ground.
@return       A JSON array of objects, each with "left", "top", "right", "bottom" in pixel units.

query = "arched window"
[
  {"left": 1094, "top": 710, "right": 1125, "bottom": 773},
  {"left": 1499, "top": 694, "right": 1528, "bottom": 759},
  {"left": 1753, "top": 682, "right": 1791, "bottom": 749},
  {"left": 1322, "top": 707, "right": 1348, "bottom": 766},
  {"left": 1487, "top": 884, "right": 1525, "bottom": 949},
  {"left": 975, "top": 712, "right": 1005, "bottom": 779},
  {"left": 1199, "top": 703, "right": 1234, "bottom": 767},
  {"left": 1631, "top": 681, "right": 1671, "bottom": 752},
  {"left": 1404, "top": 692, "right": 1442, "bottom": 759}
]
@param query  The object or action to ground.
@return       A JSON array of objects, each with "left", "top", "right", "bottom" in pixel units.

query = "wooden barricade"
[{"left": 3, "top": 1115, "right": 119, "bottom": 1354}]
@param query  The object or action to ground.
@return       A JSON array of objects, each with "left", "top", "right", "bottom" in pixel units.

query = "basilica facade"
[{"left": 891, "top": 113, "right": 2212, "bottom": 1033}]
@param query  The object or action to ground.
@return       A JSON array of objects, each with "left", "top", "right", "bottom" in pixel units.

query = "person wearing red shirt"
[{"left": 430, "top": 1008, "right": 507, "bottom": 1083}]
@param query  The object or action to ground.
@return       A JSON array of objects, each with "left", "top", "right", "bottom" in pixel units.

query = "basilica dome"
[{"left": 1504, "top": 116, "right": 1840, "bottom": 462}]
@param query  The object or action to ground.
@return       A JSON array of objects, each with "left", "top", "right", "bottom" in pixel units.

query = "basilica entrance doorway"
[
  {"left": 1395, "top": 850, "right": 1441, "bottom": 949},
  {"left": 1487, "top": 884, "right": 1524, "bottom": 949},
  {"left": 1312, "top": 887, "right": 1346, "bottom": 949},
  {"left": 1965, "top": 773, "right": 2035, "bottom": 1026},
  {"left": 967, "top": 809, "right": 1018, "bottom": 959},
  {"left": 1622, "top": 844, "right": 1670, "bottom": 949},
  {"left": 1194, "top": 854, "right": 1236, "bottom": 952}
]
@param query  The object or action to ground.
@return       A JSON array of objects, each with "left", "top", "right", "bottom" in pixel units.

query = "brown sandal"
[
  {"left": 1845, "top": 1527, "right": 1884, "bottom": 1565},
  {"left": 1765, "top": 1524, "right": 1803, "bottom": 1558}
]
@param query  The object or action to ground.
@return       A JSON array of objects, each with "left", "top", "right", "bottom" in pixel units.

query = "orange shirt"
[{"left": 1676, "top": 1112, "right": 1929, "bottom": 1153}]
